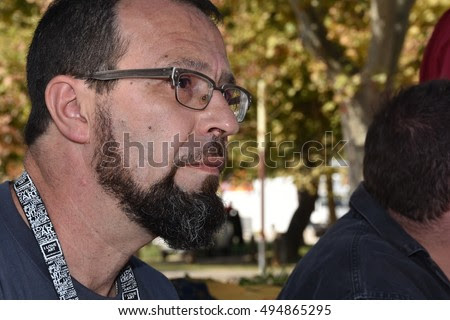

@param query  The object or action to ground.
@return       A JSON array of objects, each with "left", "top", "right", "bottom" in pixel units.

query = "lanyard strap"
[{"left": 13, "top": 171, "right": 140, "bottom": 300}]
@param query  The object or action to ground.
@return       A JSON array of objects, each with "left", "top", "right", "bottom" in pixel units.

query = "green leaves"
[
  {"left": 219, "top": 0, "right": 340, "bottom": 189},
  {"left": 218, "top": 0, "right": 450, "bottom": 189},
  {"left": 0, "top": 0, "right": 49, "bottom": 179}
]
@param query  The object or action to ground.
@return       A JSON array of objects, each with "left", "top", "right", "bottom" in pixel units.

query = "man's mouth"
[
  {"left": 186, "top": 155, "right": 225, "bottom": 175},
  {"left": 176, "top": 139, "right": 227, "bottom": 175}
]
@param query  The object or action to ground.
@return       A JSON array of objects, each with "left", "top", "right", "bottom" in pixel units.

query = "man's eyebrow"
[
  {"left": 170, "top": 58, "right": 236, "bottom": 85},
  {"left": 170, "top": 58, "right": 211, "bottom": 73}
]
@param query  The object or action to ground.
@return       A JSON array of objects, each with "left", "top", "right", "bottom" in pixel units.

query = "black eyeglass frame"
[{"left": 82, "top": 67, "right": 252, "bottom": 122}]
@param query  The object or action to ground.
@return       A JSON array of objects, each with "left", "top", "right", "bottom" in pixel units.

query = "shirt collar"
[{"left": 350, "top": 183, "right": 427, "bottom": 257}]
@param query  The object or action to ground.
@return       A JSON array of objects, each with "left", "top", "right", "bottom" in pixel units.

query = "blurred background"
[{"left": 1, "top": 0, "right": 449, "bottom": 299}]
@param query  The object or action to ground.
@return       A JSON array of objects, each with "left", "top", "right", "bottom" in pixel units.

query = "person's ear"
[{"left": 45, "top": 75, "right": 91, "bottom": 144}]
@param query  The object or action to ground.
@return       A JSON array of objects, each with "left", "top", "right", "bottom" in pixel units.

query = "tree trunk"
[
  {"left": 340, "top": 97, "right": 371, "bottom": 190},
  {"left": 342, "top": 0, "right": 416, "bottom": 189},
  {"left": 281, "top": 184, "right": 318, "bottom": 263},
  {"left": 289, "top": 0, "right": 416, "bottom": 190},
  {"left": 325, "top": 170, "right": 337, "bottom": 226}
]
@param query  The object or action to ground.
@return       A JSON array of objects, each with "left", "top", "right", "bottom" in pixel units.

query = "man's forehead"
[
  {"left": 118, "top": 0, "right": 216, "bottom": 29},
  {"left": 116, "top": 0, "right": 233, "bottom": 84}
]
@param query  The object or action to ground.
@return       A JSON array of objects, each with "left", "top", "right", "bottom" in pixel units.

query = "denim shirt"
[{"left": 278, "top": 184, "right": 450, "bottom": 299}]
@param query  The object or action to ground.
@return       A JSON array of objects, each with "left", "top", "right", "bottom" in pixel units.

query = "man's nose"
[{"left": 196, "top": 90, "right": 240, "bottom": 138}]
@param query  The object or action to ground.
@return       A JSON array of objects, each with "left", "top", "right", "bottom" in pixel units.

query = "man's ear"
[{"left": 45, "top": 75, "right": 91, "bottom": 144}]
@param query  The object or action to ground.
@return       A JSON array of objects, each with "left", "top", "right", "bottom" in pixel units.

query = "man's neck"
[
  {"left": 389, "top": 209, "right": 450, "bottom": 280},
  {"left": 13, "top": 151, "right": 154, "bottom": 297}
]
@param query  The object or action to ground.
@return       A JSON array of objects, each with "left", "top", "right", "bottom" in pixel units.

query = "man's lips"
[
  {"left": 186, "top": 156, "right": 225, "bottom": 174},
  {"left": 203, "top": 156, "right": 225, "bottom": 168}
]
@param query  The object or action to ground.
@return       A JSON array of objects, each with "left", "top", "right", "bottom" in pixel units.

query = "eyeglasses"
[{"left": 83, "top": 67, "right": 252, "bottom": 123}]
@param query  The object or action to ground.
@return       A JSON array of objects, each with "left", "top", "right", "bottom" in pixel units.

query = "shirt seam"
[{"left": 350, "top": 220, "right": 364, "bottom": 296}]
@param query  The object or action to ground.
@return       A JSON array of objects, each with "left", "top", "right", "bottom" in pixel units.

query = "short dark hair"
[
  {"left": 25, "top": 0, "right": 223, "bottom": 146},
  {"left": 363, "top": 80, "right": 450, "bottom": 221}
]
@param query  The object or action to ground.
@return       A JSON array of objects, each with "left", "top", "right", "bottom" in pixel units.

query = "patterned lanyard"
[{"left": 13, "top": 171, "right": 140, "bottom": 300}]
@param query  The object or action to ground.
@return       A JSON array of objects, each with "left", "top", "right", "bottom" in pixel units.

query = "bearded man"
[{"left": 0, "top": 0, "right": 251, "bottom": 299}]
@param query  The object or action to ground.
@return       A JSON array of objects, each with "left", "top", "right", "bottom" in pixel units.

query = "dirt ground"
[
  {"left": 206, "top": 280, "right": 282, "bottom": 299},
  {"left": 163, "top": 266, "right": 289, "bottom": 299}
]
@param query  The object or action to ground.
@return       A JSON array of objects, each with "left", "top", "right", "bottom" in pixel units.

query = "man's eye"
[{"left": 178, "top": 76, "right": 192, "bottom": 89}]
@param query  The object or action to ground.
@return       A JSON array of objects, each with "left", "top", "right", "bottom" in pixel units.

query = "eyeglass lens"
[
  {"left": 223, "top": 87, "right": 248, "bottom": 122},
  {"left": 176, "top": 73, "right": 212, "bottom": 109},
  {"left": 175, "top": 72, "right": 248, "bottom": 122}
]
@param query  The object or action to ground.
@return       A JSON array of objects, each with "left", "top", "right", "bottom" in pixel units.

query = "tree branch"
[
  {"left": 363, "top": 0, "right": 416, "bottom": 88},
  {"left": 289, "top": 0, "right": 357, "bottom": 77}
]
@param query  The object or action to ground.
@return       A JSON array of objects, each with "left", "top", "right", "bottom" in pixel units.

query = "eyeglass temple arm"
[{"left": 84, "top": 68, "right": 175, "bottom": 81}]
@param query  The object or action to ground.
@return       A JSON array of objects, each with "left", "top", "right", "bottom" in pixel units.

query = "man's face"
[
  {"left": 91, "top": 0, "right": 239, "bottom": 249},
  {"left": 93, "top": 102, "right": 229, "bottom": 250}
]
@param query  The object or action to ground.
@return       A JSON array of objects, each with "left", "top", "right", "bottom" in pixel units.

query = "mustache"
[{"left": 174, "top": 139, "right": 226, "bottom": 167}]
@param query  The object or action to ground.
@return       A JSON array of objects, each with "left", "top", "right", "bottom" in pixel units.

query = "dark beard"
[{"left": 92, "top": 104, "right": 226, "bottom": 250}]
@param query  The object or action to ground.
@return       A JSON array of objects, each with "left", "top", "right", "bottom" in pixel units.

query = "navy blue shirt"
[
  {"left": 0, "top": 181, "right": 179, "bottom": 300},
  {"left": 278, "top": 184, "right": 450, "bottom": 299}
]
